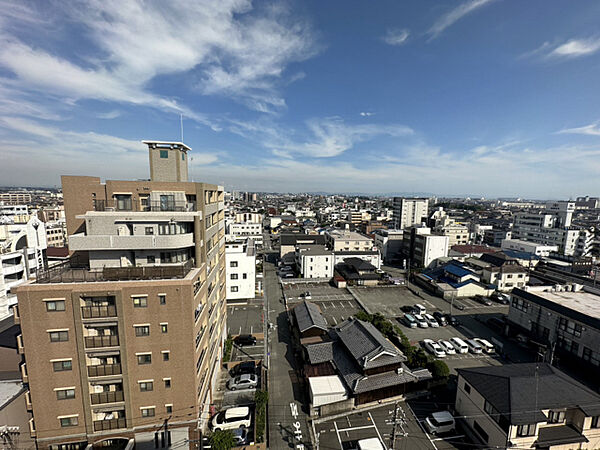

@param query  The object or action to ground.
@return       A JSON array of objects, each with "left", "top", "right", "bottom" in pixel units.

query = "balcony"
[
  {"left": 28, "top": 418, "right": 36, "bottom": 438},
  {"left": 25, "top": 390, "right": 32, "bottom": 411},
  {"left": 93, "top": 417, "right": 127, "bottom": 432},
  {"left": 85, "top": 335, "right": 119, "bottom": 349},
  {"left": 69, "top": 233, "right": 194, "bottom": 251},
  {"left": 81, "top": 305, "right": 117, "bottom": 319},
  {"left": 20, "top": 363, "right": 28, "bottom": 384},
  {"left": 90, "top": 390, "right": 124, "bottom": 405},
  {"left": 16, "top": 334, "right": 24, "bottom": 354},
  {"left": 94, "top": 199, "right": 194, "bottom": 212},
  {"left": 88, "top": 364, "right": 122, "bottom": 377}
]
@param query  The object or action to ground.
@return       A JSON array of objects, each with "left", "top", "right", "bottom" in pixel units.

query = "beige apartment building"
[{"left": 14, "top": 141, "right": 226, "bottom": 450}]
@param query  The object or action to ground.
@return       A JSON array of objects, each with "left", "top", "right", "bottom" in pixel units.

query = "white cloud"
[
  {"left": 360, "top": 112, "right": 375, "bottom": 117},
  {"left": 557, "top": 122, "right": 600, "bottom": 136},
  {"left": 97, "top": 110, "right": 122, "bottom": 120},
  {"left": 427, "top": 0, "right": 494, "bottom": 41},
  {"left": 550, "top": 37, "right": 600, "bottom": 58},
  {"left": 0, "top": 0, "right": 319, "bottom": 120},
  {"left": 382, "top": 29, "right": 409, "bottom": 46}
]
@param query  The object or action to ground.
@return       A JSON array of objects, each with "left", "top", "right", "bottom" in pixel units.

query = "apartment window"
[
  {"left": 135, "top": 325, "right": 150, "bottom": 337},
  {"left": 162, "top": 351, "right": 170, "bottom": 361},
  {"left": 49, "top": 331, "right": 69, "bottom": 342},
  {"left": 115, "top": 194, "right": 132, "bottom": 211},
  {"left": 53, "top": 360, "right": 72, "bottom": 372},
  {"left": 242, "top": 273, "right": 247, "bottom": 279},
  {"left": 230, "top": 261, "right": 238, "bottom": 268},
  {"left": 137, "top": 354, "right": 152, "bottom": 365},
  {"left": 548, "top": 410, "right": 565, "bottom": 423},
  {"left": 159, "top": 294, "right": 166, "bottom": 305},
  {"left": 159, "top": 194, "right": 175, "bottom": 211},
  {"left": 160, "top": 150, "right": 169, "bottom": 158},
  {"left": 517, "top": 424, "right": 536, "bottom": 437},
  {"left": 558, "top": 317, "right": 582, "bottom": 337},
  {"left": 59, "top": 417, "right": 78, "bottom": 427},
  {"left": 133, "top": 296, "right": 147, "bottom": 308},
  {"left": 56, "top": 389, "right": 75, "bottom": 400},
  {"left": 182, "top": 153, "right": 185, "bottom": 161},
  {"left": 230, "top": 273, "right": 238, "bottom": 280},
  {"left": 46, "top": 300, "right": 65, "bottom": 312},
  {"left": 231, "top": 286, "right": 239, "bottom": 293},
  {"left": 166, "top": 405, "right": 173, "bottom": 414},
  {"left": 139, "top": 381, "right": 154, "bottom": 392},
  {"left": 141, "top": 407, "right": 156, "bottom": 417},
  {"left": 464, "top": 382, "right": 471, "bottom": 394},
  {"left": 161, "top": 324, "right": 168, "bottom": 334},
  {"left": 591, "top": 416, "right": 600, "bottom": 428},
  {"left": 147, "top": 255, "right": 156, "bottom": 264},
  {"left": 511, "top": 297, "right": 529, "bottom": 312},
  {"left": 164, "top": 379, "right": 171, "bottom": 388}
]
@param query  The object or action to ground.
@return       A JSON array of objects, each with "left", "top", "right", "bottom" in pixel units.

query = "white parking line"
[
  {"left": 368, "top": 412, "right": 387, "bottom": 450},
  {"left": 337, "top": 424, "right": 377, "bottom": 432},
  {"left": 333, "top": 420, "right": 343, "bottom": 449}
]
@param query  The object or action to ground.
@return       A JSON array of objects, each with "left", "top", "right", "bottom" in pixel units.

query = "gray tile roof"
[
  {"left": 305, "top": 341, "right": 334, "bottom": 364},
  {"left": 293, "top": 301, "right": 328, "bottom": 334},
  {"left": 334, "top": 318, "right": 406, "bottom": 369},
  {"left": 458, "top": 363, "right": 600, "bottom": 425},
  {"left": 536, "top": 425, "right": 588, "bottom": 447}
]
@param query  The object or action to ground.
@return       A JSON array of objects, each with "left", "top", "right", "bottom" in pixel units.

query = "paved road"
[{"left": 265, "top": 251, "right": 313, "bottom": 449}]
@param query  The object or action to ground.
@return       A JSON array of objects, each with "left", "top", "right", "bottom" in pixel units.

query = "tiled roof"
[
  {"left": 305, "top": 341, "right": 334, "bottom": 364},
  {"left": 293, "top": 301, "right": 328, "bottom": 334}
]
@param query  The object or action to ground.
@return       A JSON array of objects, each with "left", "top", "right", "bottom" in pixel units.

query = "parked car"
[
  {"left": 449, "top": 337, "right": 469, "bottom": 354},
  {"left": 438, "top": 340, "right": 456, "bottom": 355},
  {"left": 230, "top": 361, "right": 256, "bottom": 377},
  {"left": 279, "top": 266, "right": 293, "bottom": 272},
  {"left": 474, "top": 338, "right": 495, "bottom": 354},
  {"left": 423, "top": 339, "right": 446, "bottom": 358},
  {"left": 466, "top": 339, "right": 483, "bottom": 354},
  {"left": 424, "top": 411, "right": 456, "bottom": 435},
  {"left": 356, "top": 438, "right": 385, "bottom": 450},
  {"left": 475, "top": 295, "right": 493, "bottom": 306},
  {"left": 414, "top": 314, "right": 429, "bottom": 328},
  {"left": 424, "top": 314, "right": 439, "bottom": 328},
  {"left": 227, "top": 374, "right": 258, "bottom": 391},
  {"left": 401, "top": 305, "right": 414, "bottom": 313},
  {"left": 282, "top": 272, "right": 294, "bottom": 278},
  {"left": 403, "top": 313, "right": 418, "bottom": 328},
  {"left": 210, "top": 407, "right": 252, "bottom": 431},
  {"left": 433, "top": 312, "right": 447, "bottom": 326},
  {"left": 232, "top": 428, "right": 249, "bottom": 445},
  {"left": 234, "top": 334, "right": 257, "bottom": 346},
  {"left": 492, "top": 292, "right": 510, "bottom": 304},
  {"left": 445, "top": 314, "right": 459, "bottom": 326},
  {"left": 413, "top": 303, "right": 427, "bottom": 315}
]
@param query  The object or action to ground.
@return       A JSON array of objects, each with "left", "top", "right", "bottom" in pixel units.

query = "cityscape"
[{"left": 1, "top": 2, "right": 600, "bottom": 450}]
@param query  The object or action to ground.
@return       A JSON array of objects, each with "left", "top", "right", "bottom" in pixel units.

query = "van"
[
  {"left": 413, "top": 304, "right": 426, "bottom": 315},
  {"left": 403, "top": 314, "right": 417, "bottom": 328},
  {"left": 424, "top": 411, "right": 455, "bottom": 435},
  {"left": 414, "top": 314, "right": 428, "bottom": 328},
  {"left": 210, "top": 406, "right": 252, "bottom": 431},
  {"left": 424, "top": 314, "right": 439, "bottom": 328},
  {"left": 466, "top": 339, "right": 483, "bottom": 354},
  {"left": 474, "top": 338, "right": 495, "bottom": 354},
  {"left": 449, "top": 337, "right": 468, "bottom": 354}
]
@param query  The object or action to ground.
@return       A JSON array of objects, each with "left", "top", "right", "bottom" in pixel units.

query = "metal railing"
[
  {"left": 87, "top": 364, "right": 122, "bottom": 377},
  {"left": 90, "top": 390, "right": 124, "bottom": 405},
  {"left": 93, "top": 418, "right": 126, "bottom": 432},
  {"left": 94, "top": 199, "right": 195, "bottom": 212},
  {"left": 81, "top": 305, "right": 117, "bottom": 319},
  {"left": 84, "top": 335, "right": 119, "bottom": 348}
]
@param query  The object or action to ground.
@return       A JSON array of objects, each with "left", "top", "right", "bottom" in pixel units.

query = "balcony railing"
[
  {"left": 93, "top": 418, "right": 126, "bottom": 432},
  {"left": 88, "top": 364, "right": 122, "bottom": 377},
  {"left": 94, "top": 199, "right": 194, "bottom": 212},
  {"left": 85, "top": 335, "right": 119, "bottom": 349},
  {"left": 81, "top": 305, "right": 117, "bottom": 319},
  {"left": 90, "top": 390, "right": 124, "bottom": 405}
]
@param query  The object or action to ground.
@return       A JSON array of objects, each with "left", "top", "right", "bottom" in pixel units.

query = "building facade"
[
  {"left": 392, "top": 198, "right": 428, "bottom": 230},
  {"left": 296, "top": 246, "right": 334, "bottom": 279},
  {"left": 325, "top": 230, "right": 374, "bottom": 252},
  {"left": 14, "top": 141, "right": 226, "bottom": 449},
  {"left": 225, "top": 240, "right": 256, "bottom": 300}
]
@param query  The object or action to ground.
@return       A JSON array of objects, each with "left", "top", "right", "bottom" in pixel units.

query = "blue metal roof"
[{"left": 444, "top": 263, "right": 474, "bottom": 278}]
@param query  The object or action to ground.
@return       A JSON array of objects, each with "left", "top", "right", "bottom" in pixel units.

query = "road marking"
[
  {"left": 250, "top": 325, "right": 253, "bottom": 334},
  {"left": 368, "top": 412, "right": 387, "bottom": 450},
  {"left": 332, "top": 317, "right": 338, "bottom": 325},
  {"left": 405, "top": 403, "right": 438, "bottom": 450},
  {"left": 337, "top": 424, "right": 377, "bottom": 432},
  {"left": 331, "top": 302, "right": 337, "bottom": 309},
  {"left": 333, "top": 420, "right": 343, "bottom": 450},
  {"left": 432, "top": 434, "right": 464, "bottom": 441}
]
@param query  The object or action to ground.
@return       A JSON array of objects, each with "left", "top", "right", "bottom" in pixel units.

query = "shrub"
[
  {"left": 255, "top": 389, "right": 268, "bottom": 443},
  {"left": 210, "top": 430, "right": 236, "bottom": 450},
  {"left": 223, "top": 337, "right": 233, "bottom": 363},
  {"left": 427, "top": 360, "right": 450, "bottom": 379}
]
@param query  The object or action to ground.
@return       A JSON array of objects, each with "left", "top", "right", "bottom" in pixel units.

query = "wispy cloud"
[
  {"left": 557, "top": 121, "right": 600, "bottom": 136},
  {"left": 382, "top": 29, "right": 410, "bottom": 46},
  {"left": 97, "top": 110, "right": 122, "bottom": 120},
  {"left": 427, "top": 0, "right": 494, "bottom": 41},
  {"left": 0, "top": 0, "right": 319, "bottom": 122},
  {"left": 360, "top": 112, "right": 375, "bottom": 117},
  {"left": 522, "top": 37, "right": 600, "bottom": 61}
]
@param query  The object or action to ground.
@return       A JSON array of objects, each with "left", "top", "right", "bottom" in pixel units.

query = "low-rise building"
[
  {"left": 402, "top": 226, "right": 449, "bottom": 268},
  {"left": 456, "top": 363, "right": 600, "bottom": 449},
  {"left": 501, "top": 238, "right": 558, "bottom": 257},
  {"left": 225, "top": 240, "right": 256, "bottom": 300},
  {"left": 279, "top": 233, "right": 327, "bottom": 260},
  {"left": 325, "top": 230, "right": 374, "bottom": 252},
  {"left": 373, "top": 229, "right": 403, "bottom": 263},
  {"left": 296, "top": 245, "right": 333, "bottom": 279}
]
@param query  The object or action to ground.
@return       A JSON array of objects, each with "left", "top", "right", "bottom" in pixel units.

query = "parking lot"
[
  {"left": 227, "top": 303, "right": 264, "bottom": 336},
  {"left": 313, "top": 402, "right": 464, "bottom": 450},
  {"left": 230, "top": 338, "right": 265, "bottom": 362}
]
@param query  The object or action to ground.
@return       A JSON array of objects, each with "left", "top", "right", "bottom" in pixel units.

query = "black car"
[
  {"left": 445, "top": 314, "right": 459, "bottom": 326},
  {"left": 475, "top": 295, "right": 493, "bottom": 306},
  {"left": 433, "top": 311, "right": 447, "bottom": 326},
  {"left": 400, "top": 305, "right": 414, "bottom": 313},
  {"left": 234, "top": 334, "right": 257, "bottom": 346},
  {"left": 229, "top": 361, "right": 257, "bottom": 377}
]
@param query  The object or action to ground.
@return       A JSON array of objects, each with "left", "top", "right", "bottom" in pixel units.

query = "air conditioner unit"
[{"left": 396, "top": 367, "right": 404, "bottom": 375}]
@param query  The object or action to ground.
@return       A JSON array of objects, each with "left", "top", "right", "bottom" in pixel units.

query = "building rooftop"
[
  {"left": 0, "top": 378, "right": 23, "bottom": 409},
  {"left": 142, "top": 140, "right": 191, "bottom": 151},
  {"left": 293, "top": 301, "right": 328, "bottom": 334},
  {"left": 327, "top": 230, "right": 372, "bottom": 241}
]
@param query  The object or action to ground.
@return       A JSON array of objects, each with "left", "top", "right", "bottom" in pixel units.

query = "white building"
[
  {"left": 296, "top": 245, "right": 334, "bottom": 279},
  {"left": 373, "top": 229, "right": 403, "bottom": 262},
  {"left": 333, "top": 250, "right": 381, "bottom": 269},
  {"left": 501, "top": 239, "right": 558, "bottom": 257},
  {"left": 325, "top": 230, "right": 374, "bottom": 252},
  {"left": 228, "top": 222, "right": 262, "bottom": 236},
  {"left": 235, "top": 212, "right": 262, "bottom": 223},
  {"left": 402, "top": 226, "right": 448, "bottom": 268},
  {"left": 393, "top": 197, "right": 429, "bottom": 230},
  {"left": 225, "top": 240, "right": 256, "bottom": 301}
]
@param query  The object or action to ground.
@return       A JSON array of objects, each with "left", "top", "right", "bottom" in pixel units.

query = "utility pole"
[{"left": 388, "top": 402, "right": 407, "bottom": 450}]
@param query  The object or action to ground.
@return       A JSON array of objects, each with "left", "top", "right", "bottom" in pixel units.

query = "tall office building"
[
  {"left": 392, "top": 197, "right": 429, "bottom": 230},
  {"left": 14, "top": 141, "right": 226, "bottom": 449}
]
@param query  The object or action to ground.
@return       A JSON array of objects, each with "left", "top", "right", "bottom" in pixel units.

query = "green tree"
[
  {"left": 210, "top": 430, "right": 236, "bottom": 450},
  {"left": 427, "top": 360, "right": 450, "bottom": 379},
  {"left": 255, "top": 390, "right": 269, "bottom": 443}
]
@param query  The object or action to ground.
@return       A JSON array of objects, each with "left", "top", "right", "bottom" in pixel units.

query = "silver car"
[{"left": 227, "top": 374, "right": 258, "bottom": 391}]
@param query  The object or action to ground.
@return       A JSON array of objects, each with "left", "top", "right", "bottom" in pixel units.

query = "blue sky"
[{"left": 1, "top": 0, "right": 600, "bottom": 198}]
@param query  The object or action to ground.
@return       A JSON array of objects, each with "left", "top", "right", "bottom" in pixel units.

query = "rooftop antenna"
[{"left": 180, "top": 114, "right": 184, "bottom": 142}]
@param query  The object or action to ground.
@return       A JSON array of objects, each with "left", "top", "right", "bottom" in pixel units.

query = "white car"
[
  {"left": 210, "top": 406, "right": 252, "bottom": 431},
  {"left": 424, "top": 411, "right": 455, "bottom": 435},
  {"left": 438, "top": 340, "right": 456, "bottom": 355},
  {"left": 474, "top": 338, "right": 495, "bottom": 354},
  {"left": 414, "top": 314, "right": 429, "bottom": 328},
  {"left": 423, "top": 339, "right": 446, "bottom": 358},
  {"left": 466, "top": 339, "right": 483, "bottom": 354},
  {"left": 424, "top": 314, "right": 439, "bottom": 328},
  {"left": 449, "top": 337, "right": 469, "bottom": 354}
]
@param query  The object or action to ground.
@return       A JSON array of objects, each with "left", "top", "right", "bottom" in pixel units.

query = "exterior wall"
[
  {"left": 501, "top": 239, "right": 558, "bottom": 256},
  {"left": 235, "top": 213, "right": 262, "bottom": 223},
  {"left": 0, "top": 388, "right": 36, "bottom": 450},
  {"left": 299, "top": 253, "right": 334, "bottom": 279},
  {"left": 326, "top": 231, "right": 374, "bottom": 252},
  {"left": 225, "top": 244, "right": 256, "bottom": 300},
  {"left": 414, "top": 234, "right": 448, "bottom": 267},
  {"left": 393, "top": 198, "right": 428, "bottom": 230},
  {"left": 482, "top": 269, "right": 528, "bottom": 291},
  {"left": 333, "top": 252, "right": 381, "bottom": 269},
  {"left": 149, "top": 147, "right": 188, "bottom": 183},
  {"left": 228, "top": 222, "right": 262, "bottom": 236}
]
